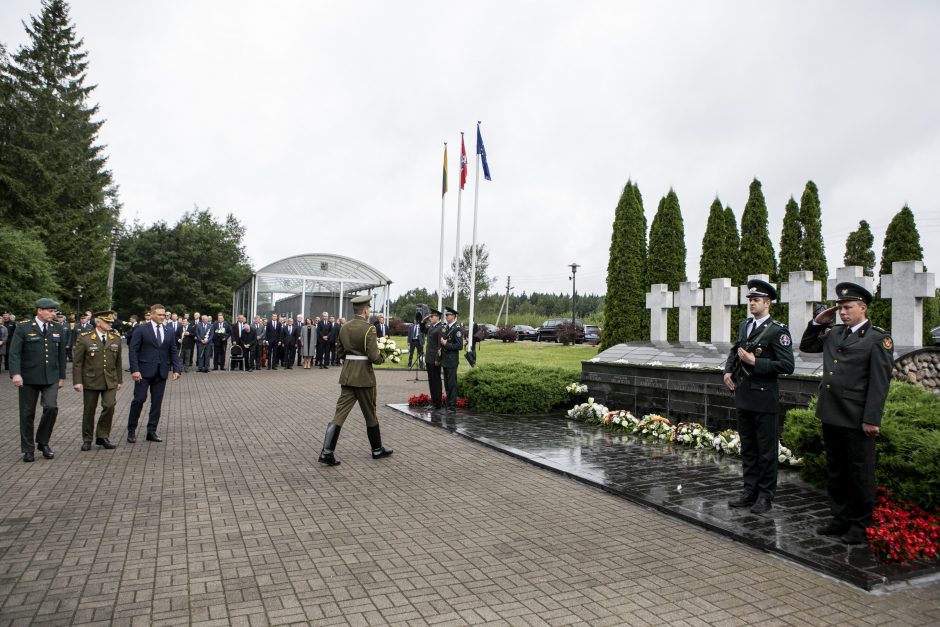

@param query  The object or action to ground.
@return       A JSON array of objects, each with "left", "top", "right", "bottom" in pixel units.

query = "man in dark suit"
[
  {"left": 373, "top": 314, "right": 388, "bottom": 339},
  {"left": 327, "top": 315, "right": 340, "bottom": 366},
  {"left": 250, "top": 315, "right": 265, "bottom": 371},
  {"left": 126, "top": 304, "right": 181, "bottom": 443},
  {"left": 280, "top": 317, "right": 299, "bottom": 369},
  {"left": 212, "top": 312, "right": 231, "bottom": 371},
  {"left": 194, "top": 315, "right": 213, "bottom": 373},
  {"left": 316, "top": 312, "right": 332, "bottom": 369},
  {"left": 440, "top": 307, "right": 462, "bottom": 414},
  {"left": 9, "top": 298, "right": 67, "bottom": 462},
  {"left": 423, "top": 309, "right": 443, "bottom": 408},
  {"left": 2, "top": 312, "right": 18, "bottom": 372},
  {"left": 722, "top": 279, "right": 794, "bottom": 515},
  {"left": 800, "top": 282, "right": 893, "bottom": 545},
  {"left": 407, "top": 319, "right": 424, "bottom": 368},
  {"left": 230, "top": 315, "right": 255, "bottom": 371},
  {"left": 265, "top": 313, "right": 281, "bottom": 370},
  {"left": 179, "top": 316, "right": 195, "bottom": 372}
]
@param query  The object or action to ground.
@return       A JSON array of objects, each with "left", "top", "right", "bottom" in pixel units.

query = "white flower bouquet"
[
  {"left": 778, "top": 442, "right": 803, "bottom": 466},
  {"left": 567, "top": 398, "right": 609, "bottom": 421},
  {"left": 672, "top": 422, "right": 712, "bottom": 449},
  {"left": 604, "top": 410, "right": 639, "bottom": 432},
  {"left": 376, "top": 336, "right": 403, "bottom": 364},
  {"left": 713, "top": 429, "right": 741, "bottom": 456},
  {"left": 565, "top": 382, "right": 589, "bottom": 397},
  {"left": 635, "top": 414, "right": 674, "bottom": 441}
]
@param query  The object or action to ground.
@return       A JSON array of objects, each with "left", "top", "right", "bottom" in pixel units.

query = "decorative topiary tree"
[
  {"left": 739, "top": 178, "right": 778, "bottom": 281},
  {"left": 799, "top": 180, "right": 828, "bottom": 285},
  {"left": 698, "top": 197, "right": 730, "bottom": 340},
  {"left": 778, "top": 196, "right": 802, "bottom": 278},
  {"left": 843, "top": 220, "right": 876, "bottom": 275},
  {"left": 649, "top": 189, "right": 687, "bottom": 341},
  {"left": 601, "top": 181, "right": 648, "bottom": 349}
]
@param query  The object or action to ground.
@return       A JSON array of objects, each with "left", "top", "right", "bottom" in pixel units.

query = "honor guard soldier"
[
  {"left": 723, "top": 279, "right": 794, "bottom": 514},
  {"left": 9, "top": 297, "right": 67, "bottom": 462},
  {"left": 318, "top": 295, "right": 393, "bottom": 466},
  {"left": 440, "top": 307, "right": 462, "bottom": 414},
  {"left": 423, "top": 309, "right": 444, "bottom": 409},
  {"left": 800, "top": 282, "right": 893, "bottom": 544},
  {"left": 73, "top": 310, "right": 123, "bottom": 450}
]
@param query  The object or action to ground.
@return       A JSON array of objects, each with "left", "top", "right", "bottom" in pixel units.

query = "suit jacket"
[
  {"left": 265, "top": 320, "right": 280, "bottom": 344},
  {"left": 129, "top": 322, "right": 181, "bottom": 379},
  {"left": 9, "top": 319, "right": 67, "bottom": 384},
  {"left": 212, "top": 320, "right": 231, "bottom": 345},
  {"left": 281, "top": 324, "right": 299, "bottom": 347},
  {"left": 73, "top": 329, "right": 123, "bottom": 389},
  {"left": 195, "top": 321, "right": 214, "bottom": 345},
  {"left": 233, "top": 324, "right": 256, "bottom": 348},
  {"left": 408, "top": 323, "right": 423, "bottom": 346},
  {"left": 423, "top": 321, "right": 443, "bottom": 366},
  {"left": 799, "top": 320, "right": 893, "bottom": 428},
  {"left": 252, "top": 322, "right": 266, "bottom": 344},
  {"left": 336, "top": 317, "right": 383, "bottom": 387},
  {"left": 316, "top": 320, "right": 333, "bottom": 345},
  {"left": 723, "top": 317, "right": 795, "bottom": 412},
  {"left": 181, "top": 322, "right": 196, "bottom": 348},
  {"left": 373, "top": 322, "right": 388, "bottom": 338}
]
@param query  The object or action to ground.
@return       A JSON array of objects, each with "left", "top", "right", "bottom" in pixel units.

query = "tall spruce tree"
[
  {"left": 778, "top": 196, "right": 802, "bottom": 279},
  {"left": 0, "top": 0, "right": 119, "bottom": 312},
  {"left": 698, "top": 197, "right": 733, "bottom": 340},
  {"left": 739, "top": 178, "right": 777, "bottom": 280},
  {"left": 601, "top": 181, "right": 648, "bottom": 349},
  {"left": 799, "top": 180, "right": 827, "bottom": 284},
  {"left": 724, "top": 205, "right": 743, "bottom": 284},
  {"left": 843, "top": 220, "right": 876, "bottom": 275},
  {"left": 648, "top": 189, "right": 686, "bottom": 341}
]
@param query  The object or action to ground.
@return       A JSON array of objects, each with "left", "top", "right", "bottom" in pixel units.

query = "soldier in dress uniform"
[
  {"left": 423, "top": 309, "right": 443, "bottom": 408},
  {"left": 8, "top": 298, "right": 67, "bottom": 462},
  {"left": 72, "top": 310, "right": 123, "bottom": 450},
  {"left": 317, "top": 295, "right": 393, "bottom": 466},
  {"left": 800, "top": 282, "right": 893, "bottom": 545},
  {"left": 722, "top": 279, "right": 794, "bottom": 514},
  {"left": 440, "top": 307, "right": 463, "bottom": 414}
]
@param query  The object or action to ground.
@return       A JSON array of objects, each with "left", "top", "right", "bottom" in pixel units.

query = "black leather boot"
[
  {"left": 367, "top": 425, "right": 393, "bottom": 459},
  {"left": 318, "top": 423, "right": 342, "bottom": 465}
]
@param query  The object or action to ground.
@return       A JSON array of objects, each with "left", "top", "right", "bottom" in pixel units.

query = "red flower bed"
[
  {"left": 867, "top": 488, "right": 940, "bottom": 564},
  {"left": 407, "top": 394, "right": 470, "bottom": 408}
]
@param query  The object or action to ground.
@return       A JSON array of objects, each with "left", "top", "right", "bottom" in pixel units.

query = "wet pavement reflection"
[{"left": 389, "top": 404, "right": 939, "bottom": 590}]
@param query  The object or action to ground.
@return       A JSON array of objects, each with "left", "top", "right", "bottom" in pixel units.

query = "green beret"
[{"left": 35, "top": 298, "right": 59, "bottom": 309}]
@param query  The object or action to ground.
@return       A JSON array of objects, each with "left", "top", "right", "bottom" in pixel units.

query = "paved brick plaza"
[{"left": 1, "top": 366, "right": 938, "bottom": 626}]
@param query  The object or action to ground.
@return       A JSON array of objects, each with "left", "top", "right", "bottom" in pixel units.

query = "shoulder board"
[
  {"left": 82, "top": 331, "right": 95, "bottom": 337},
  {"left": 773, "top": 321, "right": 787, "bottom": 328},
  {"left": 871, "top": 325, "right": 887, "bottom": 334}
]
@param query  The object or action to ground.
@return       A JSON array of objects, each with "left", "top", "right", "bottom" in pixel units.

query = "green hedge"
[
  {"left": 459, "top": 363, "right": 581, "bottom": 414},
  {"left": 783, "top": 382, "right": 940, "bottom": 510}
]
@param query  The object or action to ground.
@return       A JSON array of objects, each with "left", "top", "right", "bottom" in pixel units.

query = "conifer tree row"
[
  {"left": 648, "top": 189, "right": 687, "bottom": 341},
  {"left": 778, "top": 197, "right": 802, "bottom": 279},
  {"left": 799, "top": 180, "right": 827, "bottom": 284},
  {"left": 738, "top": 178, "right": 777, "bottom": 282},
  {"left": 601, "top": 181, "right": 648, "bottom": 349},
  {"left": 843, "top": 220, "right": 876, "bottom": 275}
]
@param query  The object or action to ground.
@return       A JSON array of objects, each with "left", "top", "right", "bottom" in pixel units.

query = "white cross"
[
  {"left": 826, "top": 266, "right": 874, "bottom": 300},
  {"left": 676, "top": 281, "right": 704, "bottom": 343},
  {"left": 781, "top": 271, "right": 822, "bottom": 346},
  {"left": 645, "top": 284, "right": 674, "bottom": 343},
  {"left": 880, "top": 260, "right": 936, "bottom": 347},
  {"left": 704, "top": 277, "right": 737, "bottom": 343},
  {"left": 739, "top": 274, "right": 772, "bottom": 304}
]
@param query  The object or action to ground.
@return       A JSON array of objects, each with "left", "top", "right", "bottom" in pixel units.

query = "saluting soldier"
[
  {"left": 72, "top": 310, "right": 123, "bottom": 450},
  {"left": 423, "top": 309, "right": 444, "bottom": 409},
  {"left": 9, "top": 298, "right": 67, "bottom": 462},
  {"left": 317, "top": 295, "right": 393, "bottom": 466},
  {"left": 440, "top": 307, "right": 463, "bottom": 414},
  {"left": 800, "top": 282, "right": 893, "bottom": 545},
  {"left": 723, "top": 279, "right": 795, "bottom": 514}
]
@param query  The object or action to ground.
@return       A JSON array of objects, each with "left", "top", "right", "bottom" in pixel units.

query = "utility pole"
[{"left": 495, "top": 275, "right": 512, "bottom": 327}]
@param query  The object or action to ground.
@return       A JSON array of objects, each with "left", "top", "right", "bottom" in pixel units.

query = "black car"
[
  {"left": 537, "top": 318, "right": 585, "bottom": 343},
  {"left": 512, "top": 324, "right": 538, "bottom": 341}
]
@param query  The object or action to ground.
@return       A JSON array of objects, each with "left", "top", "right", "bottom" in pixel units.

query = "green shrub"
[
  {"left": 458, "top": 363, "right": 580, "bottom": 414},
  {"left": 783, "top": 382, "right": 940, "bottom": 510}
]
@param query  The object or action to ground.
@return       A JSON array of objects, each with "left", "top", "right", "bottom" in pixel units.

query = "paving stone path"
[{"left": 1, "top": 366, "right": 938, "bottom": 625}]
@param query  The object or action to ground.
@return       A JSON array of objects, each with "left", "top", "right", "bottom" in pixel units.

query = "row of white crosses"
[{"left": 645, "top": 261, "right": 935, "bottom": 347}]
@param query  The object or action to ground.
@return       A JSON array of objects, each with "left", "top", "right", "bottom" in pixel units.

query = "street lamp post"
[
  {"left": 76, "top": 284, "right": 83, "bottom": 315},
  {"left": 568, "top": 263, "right": 579, "bottom": 329}
]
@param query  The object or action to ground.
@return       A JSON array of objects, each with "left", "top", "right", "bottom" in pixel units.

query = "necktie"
[
  {"left": 39, "top": 323, "right": 45, "bottom": 334},
  {"left": 157, "top": 325, "right": 163, "bottom": 345}
]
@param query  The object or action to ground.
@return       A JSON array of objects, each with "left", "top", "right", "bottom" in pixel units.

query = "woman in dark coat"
[{"left": 301, "top": 318, "right": 317, "bottom": 368}]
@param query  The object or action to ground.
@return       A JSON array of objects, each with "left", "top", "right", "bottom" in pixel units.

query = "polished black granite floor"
[{"left": 388, "top": 404, "right": 940, "bottom": 591}]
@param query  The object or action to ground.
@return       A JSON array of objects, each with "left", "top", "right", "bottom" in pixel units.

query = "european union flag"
[{"left": 476, "top": 123, "right": 491, "bottom": 181}]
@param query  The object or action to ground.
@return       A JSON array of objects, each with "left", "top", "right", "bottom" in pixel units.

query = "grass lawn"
[{"left": 374, "top": 337, "right": 599, "bottom": 371}]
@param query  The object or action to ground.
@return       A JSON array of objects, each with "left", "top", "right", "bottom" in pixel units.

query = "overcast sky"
[{"left": 2, "top": 1, "right": 938, "bottom": 301}]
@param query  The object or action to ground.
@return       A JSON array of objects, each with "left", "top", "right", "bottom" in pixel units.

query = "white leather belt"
[{"left": 345, "top": 355, "right": 368, "bottom": 360}]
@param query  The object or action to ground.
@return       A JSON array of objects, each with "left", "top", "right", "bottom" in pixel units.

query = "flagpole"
[
  {"left": 453, "top": 133, "right": 464, "bottom": 311},
  {"left": 468, "top": 124, "right": 482, "bottom": 353},
  {"left": 438, "top": 142, "right": 447, "bottom": 312}
]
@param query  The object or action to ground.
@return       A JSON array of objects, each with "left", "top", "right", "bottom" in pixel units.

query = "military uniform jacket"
[
  {"left": 723, "top": 317, "right": 795, "bottom": 412},
  {"left": 336, "top": 317, "right": 383, "bottom": 387},
  {"left": 423, "top": 321, "right": 443, "bottom": 366},
  {"left": 799, "top": 320, "right": 893, "bottom": 428},
  {"left": 440, "top": 323, "right": 463, "bottom": 369},
  {"left": 9, "top": 320, "right": 67, "bottom": 385},
  {"left": 73, "top": 330, "right": 123, "bottom": 390}
]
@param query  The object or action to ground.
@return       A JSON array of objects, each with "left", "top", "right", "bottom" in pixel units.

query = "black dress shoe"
[
  {"left": 728, "top": 495, "right": 756, "bottom": 508},
  {"left": 96, "top": 438, "right": 116, "bottom": 449},
  {"left": 816, "top": 521, "right": 850, "bottom": 537},
  {"left": 37, "top": 444, "right": 54, "bottom": 459},
  {"left": 841, "top": 527, "right": 868, "bottom": 545},
  {"left": 127, "top": 433, "right": 137, "bottom": 443},
  {"left": 23, "top": 451, "right": 34, "bottom": 462},
  {"left": 146, "top": 433, "right": 162, "bottom": 442},
  {"left": 749, "top": 498, "right": 773, "bottom": 514},
  {"left": 81, "top": 442, "right": 92, "bottom": 451}
]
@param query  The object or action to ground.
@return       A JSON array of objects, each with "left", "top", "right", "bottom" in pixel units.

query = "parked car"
[
  {"left": 512, "top": 324, "right": 538, "bottom": 341},
  {"left": 537, "top": 318, "right": 585, "bottom": 343},
  {"left": 584, "top": 325, "right": 602, "bottom": 344},
  {"left": 932, "top": 326, "right": 940, "bottom": 344},
  {"left": 480, "top": 323, "right": 499, "bottom": 338}
]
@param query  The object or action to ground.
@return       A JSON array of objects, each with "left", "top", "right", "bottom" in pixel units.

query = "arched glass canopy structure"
[{"left": 233, "top": 253, "right": 392, "bottom": 321}]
